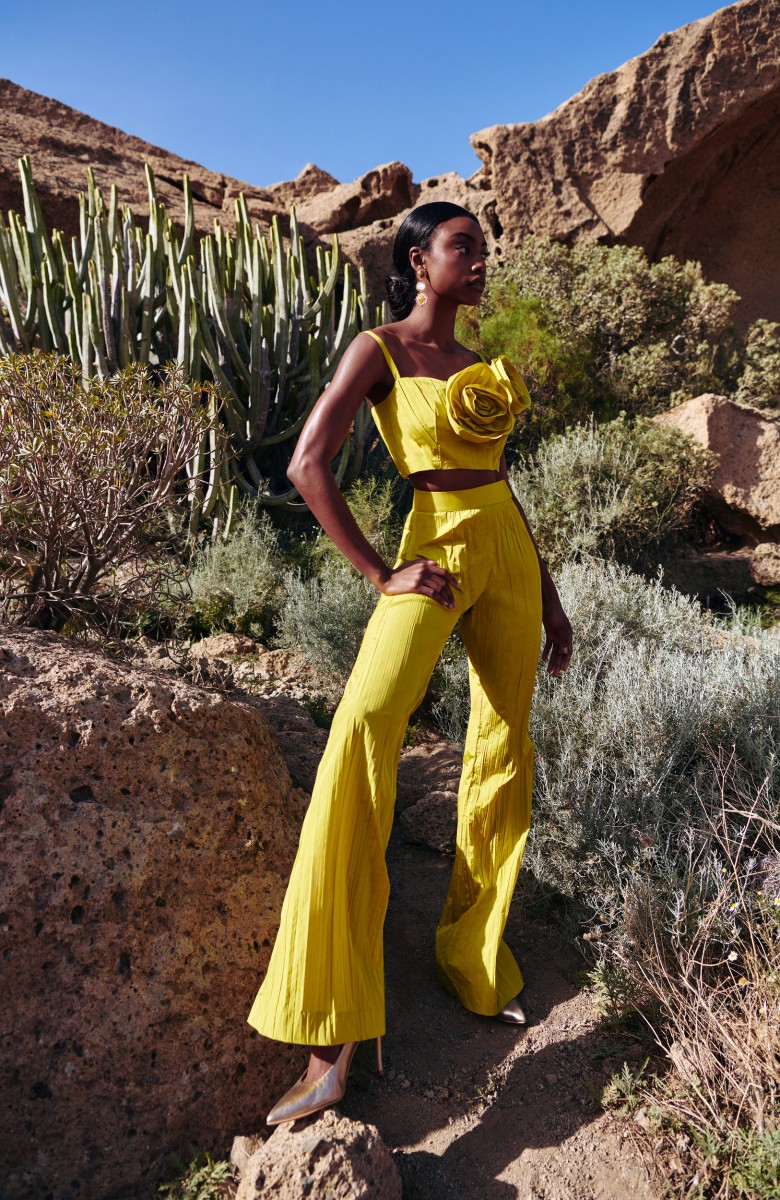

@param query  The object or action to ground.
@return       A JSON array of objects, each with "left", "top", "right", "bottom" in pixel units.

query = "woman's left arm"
[{"left": 499, "top": 454, "right": 573, "bottom": 678}]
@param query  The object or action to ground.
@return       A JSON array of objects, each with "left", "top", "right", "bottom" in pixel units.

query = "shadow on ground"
[{"left": 338, "top": 827, "right": 658, "bottom": 1200}]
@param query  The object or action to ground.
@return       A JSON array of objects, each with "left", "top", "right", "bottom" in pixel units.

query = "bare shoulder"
[
  {"left": 349, "top": 329, "right": 391, "bottom": 374},
  {"left": 369, "top": 321, "right": 406, "bottom": 348},
  {"left": 328, "top": 329, "right": 395, "bottom": 403}
]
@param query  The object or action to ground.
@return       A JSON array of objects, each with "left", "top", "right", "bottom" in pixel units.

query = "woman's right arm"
[{"left": 286, "top": 332, "right": 459, "bottom": 609}]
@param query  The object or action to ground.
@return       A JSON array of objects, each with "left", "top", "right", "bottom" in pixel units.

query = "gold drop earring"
[{"left": 415, "top": 272, "right": 428, "bottom": 306}]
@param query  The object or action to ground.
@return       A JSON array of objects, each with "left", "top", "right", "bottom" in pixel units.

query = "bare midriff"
[{"left": 408, "top": 468, "right": 501, "bottom": 491}]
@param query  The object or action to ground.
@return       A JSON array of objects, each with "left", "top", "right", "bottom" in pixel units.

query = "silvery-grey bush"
[
  {"left": 531, "top": 562, "right": 778, "bottom": 919},
  {"left": 507, "top": 414, "right": 715, "bottom": 572},
  {"left": 432, "top": 559, "right": 780, "bottom": 917},
  {"left": 277, "top": 564, "right": 379, "bottom": 696},
  {"left": 187, "top": 503, "right": 286, "bottom": 639}
]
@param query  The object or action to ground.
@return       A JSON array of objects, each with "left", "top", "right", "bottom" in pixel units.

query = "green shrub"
[
  {"left": 734, "top": 318, "right": 780, "bottom": 410},
  {"left": 508, "top": 413, "right": 717, "bottom": 571},
  {"left": 186, "top": 502, "right": 286, "bottom": 640},
  {"left": 472, "top": 237, "right": 747, "bottom": 436}
]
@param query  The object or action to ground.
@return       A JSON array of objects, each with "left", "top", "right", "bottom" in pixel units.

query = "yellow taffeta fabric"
[{"left": 247, "top": 480, "right": 542, "bottom": 1045}]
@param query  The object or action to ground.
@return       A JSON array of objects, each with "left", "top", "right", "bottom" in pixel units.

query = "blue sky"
[{"left": 3, "top": 0, "right": 726, "bottom": 188}]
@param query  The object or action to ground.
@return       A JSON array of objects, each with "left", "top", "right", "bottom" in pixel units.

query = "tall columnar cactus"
[{"left": 0, "top": 156, "right": 387, "bottom": 530}]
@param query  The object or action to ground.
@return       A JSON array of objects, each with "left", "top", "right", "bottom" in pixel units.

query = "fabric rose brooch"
[{"left": 445, "top": 356, "right": 531, "bottom": 443}]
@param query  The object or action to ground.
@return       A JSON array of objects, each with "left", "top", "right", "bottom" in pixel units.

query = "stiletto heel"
[
  {"left": 495, "top": 995, "right": 527, "bottom": 1025},
  {"left": 266, "top": 1038, "right": 381, "bottom": 1126}
]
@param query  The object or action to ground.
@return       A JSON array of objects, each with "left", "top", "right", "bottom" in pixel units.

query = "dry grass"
[{"left": 611, "top": 752, "right": 780, "bottom": 1198}]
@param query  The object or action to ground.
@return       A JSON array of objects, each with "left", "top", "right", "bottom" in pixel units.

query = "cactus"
[{"left": 0, "top": 156, "right": 388, "bottom": 529}]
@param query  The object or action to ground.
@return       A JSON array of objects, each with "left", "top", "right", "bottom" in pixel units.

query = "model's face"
[{"left": 411, "top": 217, "right": 488, "bottom": 305}]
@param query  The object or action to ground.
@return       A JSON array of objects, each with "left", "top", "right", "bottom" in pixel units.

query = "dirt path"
[
  {"left": 342, "top": 828, "right": 658, "bottom": 1199},
  {"left": 254, "top": 693, "right": 661, "bottom": 1200}
]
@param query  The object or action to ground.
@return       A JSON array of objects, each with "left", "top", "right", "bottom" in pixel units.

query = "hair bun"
[{"left": 385, "top": 270, "right": 415, "bottom": 322}]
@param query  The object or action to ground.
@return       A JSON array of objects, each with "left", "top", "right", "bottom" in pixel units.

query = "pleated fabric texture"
[{"left": 247, "top": 480, "right": 542, "bottom": 1045}]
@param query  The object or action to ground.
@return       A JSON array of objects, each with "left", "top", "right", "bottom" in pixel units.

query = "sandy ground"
[{"left": 253, "top": 694, "right": 663, "bottom": 1200}]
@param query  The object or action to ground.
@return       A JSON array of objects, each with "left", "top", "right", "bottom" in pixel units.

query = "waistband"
[{"left": 411, "top": 479, "right": 512, "bottom": 513}]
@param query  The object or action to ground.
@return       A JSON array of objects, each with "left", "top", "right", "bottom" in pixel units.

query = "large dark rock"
[{"left": 0, "top": 627, "right": 309, "bottom": 1200}]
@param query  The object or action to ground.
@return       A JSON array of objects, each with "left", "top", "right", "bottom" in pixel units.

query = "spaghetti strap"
[{"left": 364, "top": 330, "right": 400, "bottom": 381}]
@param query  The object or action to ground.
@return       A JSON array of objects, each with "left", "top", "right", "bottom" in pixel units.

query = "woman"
[{"left": 247, "top": 201, "right": 573, "bottom": 1125}]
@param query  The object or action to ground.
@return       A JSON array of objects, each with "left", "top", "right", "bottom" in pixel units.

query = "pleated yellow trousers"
[{"left": 247, "top": 480, "right": 542, "bottom": 1045}]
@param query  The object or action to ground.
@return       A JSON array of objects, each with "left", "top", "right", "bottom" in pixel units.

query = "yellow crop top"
[{"left": 364, "top": 330, "right": 531, "bottom": 478}]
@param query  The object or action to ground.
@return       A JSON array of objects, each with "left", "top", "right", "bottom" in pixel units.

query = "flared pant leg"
[
  {"left": 247, "top": 586, "right": 459, "bottom": 1045},
  {"left": 247, "top": 481, "right": 543, "bottom": 1045},
  {"left": 435, "top": 503, "right": 543, "bottom": 1015}
]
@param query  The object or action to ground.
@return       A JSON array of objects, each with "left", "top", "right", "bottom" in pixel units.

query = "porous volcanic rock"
[
  {"left": 470, "top": 0, "right": 780, "bottom": 325},
  {"left": 654, "top": 394, "right": 780, "bottom": 541},
  {"left": 399, "top": 790, "right": 457, "bottom": 855},
  {"left": 752, "top": 542, "right": 780, "bottom": 586},
  {"left": 0, "top": 627, "right": 310, "bottom": 1200},
  {"left": 231, "top": 1109, "right": 402, "bottom": 1200}
]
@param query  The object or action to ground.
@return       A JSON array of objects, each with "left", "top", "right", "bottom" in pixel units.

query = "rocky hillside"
[{"left": 1, "top": 0, "right": 778, "bottom": 323}]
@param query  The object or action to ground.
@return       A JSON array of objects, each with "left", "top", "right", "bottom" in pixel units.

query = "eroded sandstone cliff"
[{"left": 470, "top": 0, "right": 780, "bottom": 325}]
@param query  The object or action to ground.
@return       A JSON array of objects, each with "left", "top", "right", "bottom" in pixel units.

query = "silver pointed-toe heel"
[
  {"left": 495, "top": 995, "right": 527, "bottom": 1025},
  {"left": 266, "top": 1036, "right": 383, "bottom": 1126}
]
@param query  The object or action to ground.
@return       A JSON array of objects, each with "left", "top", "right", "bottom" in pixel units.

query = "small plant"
[
  {"left": 277, "top": 563, "right": 378, "bottom": 693},
  {"left": 156, "top": 1150, "right": 236, "bottom": 1200},
  {"left": 588, "top": 958, "right": 643, "bottom": 1023},
  {"left": 601, "top": 1059, "right": 650, "bottom": 1115},
  {"left": 299, "top": 691, "right": 334, "bottom": 729}
]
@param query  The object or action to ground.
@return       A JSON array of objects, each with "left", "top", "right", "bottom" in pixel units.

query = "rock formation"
[
  {"left": 302, "top": 0, "right": 780, "bottom": 323},
  {"left": 654, "top": 393, "right": 780, "bottom": 598},
  {"left": 399, "top": 790, "right": 457, "bottom": 856},
  {"left": 0, "top": 627, "right": 311, "bottom": 1200},
  {"left": 231, "top": 1109, "right": 402, "bottom": 1200},
  {"left": 0, "top": 78, "right": 279, "bottom": 240},
  {"left": 469, "top": 0, "right": 780, "bottom": 326},
  {"left": 655, "top": 394, "right": 780, "bottom": 542},
  {"left": 3, "top": 0, "right": 778, "bottom": 323}
]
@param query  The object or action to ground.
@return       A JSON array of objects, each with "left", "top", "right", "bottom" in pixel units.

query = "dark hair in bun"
[{"left": 385, "top": 202, "right": 480, "bottom": 321}]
